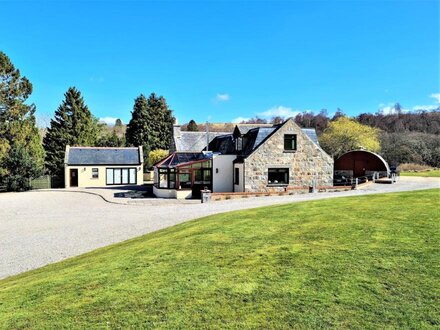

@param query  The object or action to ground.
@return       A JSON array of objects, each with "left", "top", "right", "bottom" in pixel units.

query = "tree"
[
  {"left": 239, "top": 117, "right": 267, "bottom": 124},
  {"left": 96, "top": 130, "right": 125, "bottom": 147},
  {"left": 319, "top": 117, "right": 381, "bottom": 158},
  {"left": 126, "top": 94, "right": 150, "bottom": 160},
  {"left": 115, "top": 118, "right": 123, "bottom": 127},
  {"left": 0, "top": 51, "right": 44, "bottom": 190},
  {"left": 187, "top": 119, "right": 198, "bottom": 131},
  {"left": 271, "top": 116, "right": 284, "bottom": 124},
  {"left": 1, "top": 146, "right": 42, "bottom": 191},
  {"left": 126, "top": 93, "right": 175, "bottom": 165},
  {"left": 43, "top": 87, "right": 98, "bottom": 176},
  {"left": 148, "top": 149, "right": 169, "bottom": 168}
]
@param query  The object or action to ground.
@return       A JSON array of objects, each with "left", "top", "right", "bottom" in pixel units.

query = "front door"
[{"left": 70, "top": 169, "right": 78, "bottom": 187}]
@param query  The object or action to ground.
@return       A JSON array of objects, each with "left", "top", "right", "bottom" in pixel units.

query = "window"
[
  {"left": 236, "top": 137, "right": 242, "bottom": 151},
  {"left": 106, "top": 169, "right": 114, "bottom": 184},
  {"left": 106, "top": 168, "right": 137, "bottom": 185},
  {"left": 234, "top": 168, "right": 240, "bottom": 185},
  {"left": 268, "top": 168, "right": 289, "bottom": 185},
  {"left": 92, "top": 168, "right": 99, "bottom": 179},
  {"left": 284, "top": 134, "right": 297, "bottom": 151}
]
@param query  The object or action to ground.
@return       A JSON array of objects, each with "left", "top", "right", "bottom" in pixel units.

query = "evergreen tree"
[
  {"left": 126, "top": 93, "right": 175, "bottom": 164},
  {"left": 146, "top": 93, "right": 175, "bottom": 150},
  {"left": 43, "top": 87, "right": 98, "bottom": 176},
  {"left": 187, "top": 119, "right": 198, "bottom": 131},
  {"left": 0, "top": 51, "right": 44, "bottom": 190},
  {"left": 126, "top": 94, "right": 150, "bottom": 159},
  {"left": 96, "top": 130, "right": 125, "bottom": 147}
]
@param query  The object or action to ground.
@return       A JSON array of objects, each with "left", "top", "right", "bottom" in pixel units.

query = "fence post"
[{"left": 354, "top": 178, "right": 358, "bottom": 190}]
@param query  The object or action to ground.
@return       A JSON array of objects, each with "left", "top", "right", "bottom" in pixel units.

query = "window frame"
[
  {"left": 267, "top": 168, "right": 289, "bottom": 186},
  {"left": 92, "top": 168, "right": 99, "bottom": 179},
  {"left": 105, "top": 167, "right": 137, "bottom": 185},
  {"left": 284, "top": 134, "right": 297, "bottom": 151}
]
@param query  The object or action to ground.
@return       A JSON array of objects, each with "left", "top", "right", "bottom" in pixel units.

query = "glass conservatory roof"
[{"left": 156, "top": 152, "right": 213, "bottom": 168}]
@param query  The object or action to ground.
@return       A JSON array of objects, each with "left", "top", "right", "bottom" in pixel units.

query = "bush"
[
  {"left": 0, "top": 147, "right": 42, "bottom": 191},
  {"left": 148, "top": 149, "right": 169, "bottom": 168}
]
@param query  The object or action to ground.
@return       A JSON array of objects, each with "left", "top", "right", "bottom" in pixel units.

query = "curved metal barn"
[{"left": 334, "top": 150, "right": 390, "bottom": 178}]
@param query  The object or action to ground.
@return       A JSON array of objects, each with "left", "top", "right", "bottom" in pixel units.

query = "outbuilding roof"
[{"left": 66, "top": 146, "right": 142, "bottom": 165}]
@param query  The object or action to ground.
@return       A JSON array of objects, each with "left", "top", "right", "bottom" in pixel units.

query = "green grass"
[
  {"left": 1, "top": 190, "right": 439, "bottom": 329},
  {"left": 400, "top": 170, "right": 440, "bottom": 177}
]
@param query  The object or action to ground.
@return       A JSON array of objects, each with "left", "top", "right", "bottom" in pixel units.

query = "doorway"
[
  {"left": 70, "top": 169, "right": 78, "bottom": 187},
  {"left": 354, "top": 160, "right": 366, "bottom": 177}
]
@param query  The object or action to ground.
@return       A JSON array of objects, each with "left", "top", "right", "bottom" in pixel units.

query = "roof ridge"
[{"left": 70, "top": 146, "right": 139, "bottom": 149}]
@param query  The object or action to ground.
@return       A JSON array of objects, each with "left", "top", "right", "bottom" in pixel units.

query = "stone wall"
[{"left": 244, "top": 119, "right": 334, "bottom": 192}]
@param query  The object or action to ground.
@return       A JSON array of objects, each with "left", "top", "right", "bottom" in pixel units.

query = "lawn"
[
  {"left": 400, "top": 170, "right": 440, "bottom": 177},
  {"left": 0, "top": 190, "right": 439, "bottom": 329}
]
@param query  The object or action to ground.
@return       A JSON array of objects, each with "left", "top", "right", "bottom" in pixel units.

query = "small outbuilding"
[
  {"left": 64, "top": 146, "right": 144, "bottom": 188},
  {"left": 334, "top": 150, "right": 390, "bottom": 178}
]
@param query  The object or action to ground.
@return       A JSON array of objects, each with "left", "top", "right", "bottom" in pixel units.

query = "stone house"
[{"left": 153, "top": 119, "right": 333, "bottom": 198}]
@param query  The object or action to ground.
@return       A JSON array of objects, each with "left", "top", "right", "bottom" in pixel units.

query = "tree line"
[
  {"left": 0, "top": 51, "right": 174, "bottom": 191},
  {"left": 235, "top": 107, "right": 440, "bottom": 168}
]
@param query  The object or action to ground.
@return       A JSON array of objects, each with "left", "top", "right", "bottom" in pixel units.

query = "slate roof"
[
  {"left": 66, "top": 147, "right": 142, "bottom": 165},
  {"left": 207, "top": 134, "right": 235, "bottom": 154},
  {"left": 209, "top": 124, "right": 321, "bottom": 156},
  {"left": 171, "top": 126, "right": 231, "bottom": 152},
  {"left": 301, "top": 128, "right": 320, "bottom": 146},
  {"left": 234, "top": 124, "right": 273, "bottom": 136}
]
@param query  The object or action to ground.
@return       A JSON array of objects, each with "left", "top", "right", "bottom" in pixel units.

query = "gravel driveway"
[{"left": 1, "top": 176, "right": 439, "bottom": 279}]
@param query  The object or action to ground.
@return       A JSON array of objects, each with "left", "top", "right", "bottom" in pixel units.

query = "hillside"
[{"left": 0, "top": 189, "right": 438, "bottom": 329}]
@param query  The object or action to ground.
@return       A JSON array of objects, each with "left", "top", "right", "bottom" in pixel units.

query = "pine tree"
[
  {"left": 115, "top": 118, "right": 123, "bottom": 127},
  {"left": 0, "top": 51, "right": 44, "bottom": 190},
  {"left": 187, "top": 119, "right": 198, "bottom": 131},
  {"left": 43, "top": 87, "right": 98, "bottom": 176},
  {"left": 126, "top": 93, "right": 175, "bottom": 164}
]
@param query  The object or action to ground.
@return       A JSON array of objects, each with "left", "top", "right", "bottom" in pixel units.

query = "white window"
[
  {"left": 114, "top": 169, "right": 122, "bottom": 184},
  {"left": 122, "top": 168, "right": 129, "bottom": 184},
  {"left": 106, "top": 169, "right": 114, "bottom": 184},
  {"left": 92, "top": 168, "right": 99, "bottom": 179},
  {"left": 129, "top": 168, "right": 136, "bottom": 184}
]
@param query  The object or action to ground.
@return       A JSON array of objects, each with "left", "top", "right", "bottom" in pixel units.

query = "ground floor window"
[
  {"left": 106, "top": 168, "right": 137, "bottom": 185},
  {"left": 268, "top": 168, "right": 289, "bottom": 185},
  {"left": 155, "top": 167, "right": 212, "bottom": 190},
  {"left": 234, "top": 167, "right": 240, "bottom": 185}
]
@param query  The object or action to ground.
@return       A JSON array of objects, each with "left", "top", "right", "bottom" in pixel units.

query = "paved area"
[{"left": 0, "top": 177, "right": 439, "bottom": 279}]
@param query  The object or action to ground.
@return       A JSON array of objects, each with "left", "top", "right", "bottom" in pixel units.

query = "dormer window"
[
  {"left": 284, "top": 134, "right": 297, "bottom": 151},
  {"left": 236, "top": 137, "right": 242, "bottom": 151}
]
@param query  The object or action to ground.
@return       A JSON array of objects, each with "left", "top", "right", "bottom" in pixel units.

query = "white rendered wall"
[{"left": 233, "top": 163, "right": 245, "bottom": 192}]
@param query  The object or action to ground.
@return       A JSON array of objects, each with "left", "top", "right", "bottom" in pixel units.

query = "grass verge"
[
  {"left": 400, "top": 170, "right": 440, "bottom": 177},
  {"left": 0, "top": 189, "right": 439, "bottom": 329}
]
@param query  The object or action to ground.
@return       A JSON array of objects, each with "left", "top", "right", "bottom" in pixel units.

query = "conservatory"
[{"left": 153, "top": 152, "right": 213, "bottom": 199}]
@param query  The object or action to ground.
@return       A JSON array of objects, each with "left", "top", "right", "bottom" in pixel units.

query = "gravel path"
[{"left": 1, "top": 176, "right": 439, "bottom": 279}]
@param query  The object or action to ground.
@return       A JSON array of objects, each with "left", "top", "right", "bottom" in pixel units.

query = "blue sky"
[{"left": 1, "top": 0, "right": 438, "bottom": 126}]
